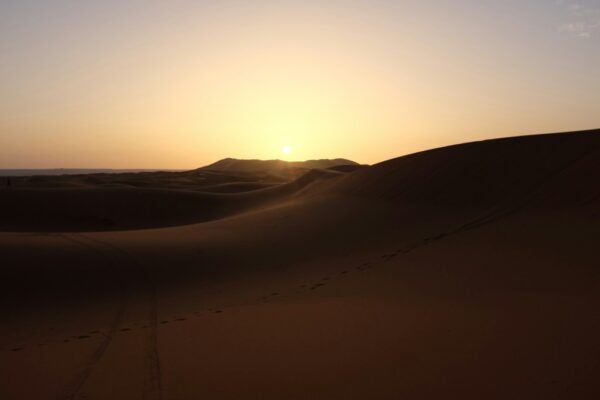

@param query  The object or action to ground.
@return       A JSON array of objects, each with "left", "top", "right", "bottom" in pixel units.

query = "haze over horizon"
[{"left": 2, "top": 0, "right": 599, "bottom": 168}]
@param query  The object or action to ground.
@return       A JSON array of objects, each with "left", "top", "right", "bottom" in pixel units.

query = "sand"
[{"left": 1, "top": 130, "right": 599, "bottom": 399}]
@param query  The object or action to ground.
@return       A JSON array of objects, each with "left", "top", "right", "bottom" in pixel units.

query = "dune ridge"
[{"left": 2, "top": 130, "right": 597, "bottom": 232}]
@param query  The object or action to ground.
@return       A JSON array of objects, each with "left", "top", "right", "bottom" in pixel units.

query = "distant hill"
[{"left": 200, "top": 158, "right": 358, "bottom": 172}]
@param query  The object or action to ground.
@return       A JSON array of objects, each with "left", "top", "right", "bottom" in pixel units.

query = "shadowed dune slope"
[
  {"left": 328, "top": 129, "right": 600, "bottom": 207},
  {"left": 0, "top": 167, "right": 343, "bottom": 231},
  {"left": 0, "top": 189, "right": 234, "bottom": 231}
]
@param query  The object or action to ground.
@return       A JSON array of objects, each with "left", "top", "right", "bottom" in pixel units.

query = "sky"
[{"left": 1, "top": 0, "right": 599, "bottom": 168}]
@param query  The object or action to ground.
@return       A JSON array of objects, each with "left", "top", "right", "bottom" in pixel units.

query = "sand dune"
[
  {"left": 1, "top": 130, "right": 599, "bottom": 399},
  {"left": 0, "top": 160, "right": 351, "bottom": 231},
  {"left": 201, "top": 157, "right": 358, "bottom": 172}
]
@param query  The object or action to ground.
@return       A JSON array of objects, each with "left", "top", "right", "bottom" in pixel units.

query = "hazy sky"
[{"left": 1, "top": 0, "right": 599, "bottom": 168}]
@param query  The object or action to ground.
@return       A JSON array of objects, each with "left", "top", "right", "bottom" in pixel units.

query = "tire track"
[
  {"left": 141, "top": 273, "right": 162, "bottom": 400},
  {"left": 56, "top": 233, "right": 131, "bottom": 400},
  {"left": 73, "top": 234, "right": 163, "bottom": 400}
]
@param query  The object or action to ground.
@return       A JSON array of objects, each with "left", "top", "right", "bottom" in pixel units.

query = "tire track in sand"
[
  {"left": 72, "top": 234, "right": 163, "bottom": 400},
  {"left": 56, "top": 233, "right": 132, "bottom": 400}
]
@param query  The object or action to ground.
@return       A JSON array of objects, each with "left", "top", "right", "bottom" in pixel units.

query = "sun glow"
[{"left": 3, "top": 1, "right": 598, "bottom": 169}]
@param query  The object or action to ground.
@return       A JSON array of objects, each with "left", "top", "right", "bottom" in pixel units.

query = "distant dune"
[
  {"left": 0, "top": 168, "right": 180, "bottom": 177},
  {"left": 0, "top": 159, "right": 355, "bottom": 231},
  {"left": 1, "top": 130, "right": 599, "bottom": 399},
  {"left": 201, "top": 157, "right": 358, "bottom": 172}
]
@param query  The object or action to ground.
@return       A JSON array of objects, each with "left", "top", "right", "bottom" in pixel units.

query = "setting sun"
[
  {"left": 282, "top": 146, "right": 292, "bottom": 155},
  {"left": 1, "top": 2, "right": 598, "bottom": 169}
]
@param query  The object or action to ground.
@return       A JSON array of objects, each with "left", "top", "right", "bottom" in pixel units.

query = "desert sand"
[{"left": 1, "top": 130, "right": 599, "bottom": 399}]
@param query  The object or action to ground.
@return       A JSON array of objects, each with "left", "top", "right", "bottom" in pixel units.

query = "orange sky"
[{"left": 1, "top": 1, "right": 599, "bottom": 168}]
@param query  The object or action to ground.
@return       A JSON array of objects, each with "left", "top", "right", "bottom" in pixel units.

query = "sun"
[{"left": 282, "top": 145, "right": 292, "bottom": 155}]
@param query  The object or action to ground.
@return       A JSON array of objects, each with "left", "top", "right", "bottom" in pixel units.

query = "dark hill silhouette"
[{"left": 200, "top": 157, "right": 358, "bottom": 172}]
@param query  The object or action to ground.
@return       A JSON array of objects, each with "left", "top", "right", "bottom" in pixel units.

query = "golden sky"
[{"left": 1, "top": 1, "right": 599, "bottom": 168}]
